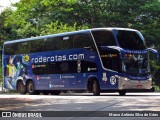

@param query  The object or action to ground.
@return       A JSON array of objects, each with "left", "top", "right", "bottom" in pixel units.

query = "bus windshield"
[
  {"left": 123, "top": 53, "right": 150, "bottom": 76},
  {"left": 92, "top": 29, "right": 149, "bottom": 73},
  {"left": 114, "top": 30, "right": 147, "bottom": 50}
]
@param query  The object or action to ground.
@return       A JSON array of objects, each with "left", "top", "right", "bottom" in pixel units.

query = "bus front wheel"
[
  {"left": 17, "top": 81, "right": 27, "bottom": 94},
  {"left": 92, "top": 80, "right": 100, "bottom": 96}
]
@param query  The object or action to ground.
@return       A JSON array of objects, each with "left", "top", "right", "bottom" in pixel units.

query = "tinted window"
[
  {"left": 60, "top": 61, "right": 77, "bottom": 73},
  {"left": 32, "top": 63, "right": 46, "bottom": 75},
  {"left": 30, "top": 39, "right": 44, "bottom": 53},
  {"left": 44, "top": 35, "right": 74, "bottom": 51},
  {"left": 100, "top": 50, "right": 121, "bottom": 72},
  {"left": 45, "top": 62, "right": 62, "bottom": 74},
  {"left": 4, "top": 39, "right": 44, "bottom": 55},
  {"left": 32, "top": 61, "right": 77, "bottom": 75},
  {"left": 92, "top": 30, "right": 116, "bottom": 47},
  {"left": 45, "top": 61, "right": 77, "bottom": 74},
  {"left": 18, "top": 42, "right": 31, "bottom": 54},
  {"left": 4, "top": 44, "right": 12, "bottom": 55},
  {"left": 32, "top": 60, "right": 98, "bottom": 75},
  {"left": 81, "top": 61, "right": 98, "bottom": 73},
  {"left": 115, "top": 30, "right": 146, "bottom": 50},
  {"left": 44, "top": 37, "right": 60, "bottom": 51},
  {"left": 60, "top": 35, "right": 74, "bottom": 50},
  {"left": 73, "top": 33, "right": 96, "bottom": 51},
  {"left": 4, "top": 43, "right": 19, "bottom": 55}
]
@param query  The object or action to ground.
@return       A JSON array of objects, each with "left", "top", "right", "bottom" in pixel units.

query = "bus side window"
[
  {"left": 73, "top": 33, "right": 96, "bottom": 51},
  {"left": 30, "top": 39, "right": 44, "bottom": 53},
  {"left": 32, "top": 63, "right": 46, "bottom": 75},
  {"left": 44, "top": 37, "right": 60, "bottom": 52},
  {"left": 61, "top": 61, "right": 77, "bottom": 73},
  {"left": 81, "top": 61, "right": 98, "bottom": 73},
  {"left": 60, "top": 35, "right": 74, "bottom": 50},
  {"left": 92, "top": 30, "right": 116, "bottom": 47},
  {"left": 4, "top": 43, "right": 19, "bottom": 55},
  {"left": 18, "top": 42, "right": 30, "bottom": 54},
  {"left": 4, "top": 44, "right": 11, "bottom": 55}
]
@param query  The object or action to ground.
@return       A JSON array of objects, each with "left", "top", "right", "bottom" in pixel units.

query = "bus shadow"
[{"left": 59, "top": 92, "right": 160, "bottom": 96}]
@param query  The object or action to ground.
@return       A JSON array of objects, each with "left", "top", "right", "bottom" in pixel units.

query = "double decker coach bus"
[{"left": 2, "top": 28, "right": 159, "bottom": 95}]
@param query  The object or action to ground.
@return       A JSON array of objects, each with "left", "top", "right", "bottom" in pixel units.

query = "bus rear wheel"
[
  {"left": 92, "top": 80, "right": 100, "bottom": 96},
  {"left": 27, "top": 81, "right": 39, "bottom": 95},
  {"left": 17, "top": 81, "right": 26, "bottom": 94}
]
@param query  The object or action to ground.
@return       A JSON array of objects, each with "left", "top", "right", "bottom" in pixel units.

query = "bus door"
[{"left": 100, "top": 47, "right": 121, "bottom": 89}]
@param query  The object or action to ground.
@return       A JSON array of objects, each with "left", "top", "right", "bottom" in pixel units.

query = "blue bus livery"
[{"left": 2, "top": 28, "right": 159, "bottom": 95}]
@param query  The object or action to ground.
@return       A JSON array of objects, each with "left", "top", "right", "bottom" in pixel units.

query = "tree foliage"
[{"left": 0, "top": 0, "right": 160, "bottom": 85}]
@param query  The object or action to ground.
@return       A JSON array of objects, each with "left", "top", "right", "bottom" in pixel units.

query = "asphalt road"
[{"left": 0, "top": 92, "right": 160, "bottom": 120}]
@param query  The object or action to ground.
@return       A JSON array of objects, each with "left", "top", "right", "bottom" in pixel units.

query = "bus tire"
[
  {"left": 17, "top": 81, "right": 27, "bottom": 94},
  {"left": 92, "top": 80, "right": 100, "bottom": 96},
  {"left": 50, "top": 90, "right": 61, "bottom": 95},
  {"left": 119, "top": 90, "right": 126, "bottom": 96},
  {"left": 27, "top": 81, "right": 38, "bottom": 95}
]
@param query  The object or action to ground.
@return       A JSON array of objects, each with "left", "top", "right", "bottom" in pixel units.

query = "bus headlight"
[{"left": 124, "top": 78, "right": 129, "bottom": 81}]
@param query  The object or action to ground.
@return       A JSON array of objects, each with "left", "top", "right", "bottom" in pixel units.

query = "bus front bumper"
[{"left": 118, "top": 76, "right": 153, "bottom": 91}]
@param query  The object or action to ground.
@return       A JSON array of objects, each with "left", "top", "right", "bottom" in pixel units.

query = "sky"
[{"left": 0, "top": 0, "right": 20, "bottom": 12}]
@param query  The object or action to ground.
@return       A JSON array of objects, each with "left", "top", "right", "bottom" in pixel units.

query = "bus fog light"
[{"left": 124, "top": 78, "right": 128, "bottom": 81}]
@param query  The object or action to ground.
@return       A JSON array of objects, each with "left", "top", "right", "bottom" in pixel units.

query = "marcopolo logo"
[{"left": 31, "top": 54, "right": 85, "bottom": 63}]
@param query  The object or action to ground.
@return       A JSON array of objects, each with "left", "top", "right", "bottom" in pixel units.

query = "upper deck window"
[
  {"left": 91, "top": 30, "right": 117, "bottom": 47},
  {"left": 73, "top": 33, "right": 96, "bottom": 51}
]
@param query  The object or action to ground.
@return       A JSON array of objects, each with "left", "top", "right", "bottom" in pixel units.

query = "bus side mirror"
[{"left": 147, "top": 48, "right": 159, "bottom": 61}]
